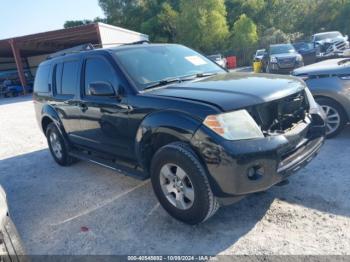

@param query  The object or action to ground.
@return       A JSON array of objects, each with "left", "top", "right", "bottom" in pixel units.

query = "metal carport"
[{"left": 0, "top": 23, "right": 148, "bottom": 93}]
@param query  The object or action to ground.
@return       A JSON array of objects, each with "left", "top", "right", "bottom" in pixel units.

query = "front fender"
[{"left": 135, "top": 110, "right": 202, "bottom": 170}]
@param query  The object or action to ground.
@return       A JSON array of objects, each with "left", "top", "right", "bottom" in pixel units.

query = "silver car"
[
  {"left": 0, "top": 186, "right": 25, "bottom": 261},
  {"left": 207, "top": 54, "right": 227, "bottom": 68},
  {"left": 293, "top": 58, "right": 350, "bottom": 137}
]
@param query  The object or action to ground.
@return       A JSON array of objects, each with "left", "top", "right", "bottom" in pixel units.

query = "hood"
[
  {"left": 293, "top": 58, "right": 350, "bottom": 76},
  {"left": 316, "top": 36, "right": 346, "bottom": 45},
  {"left": 146, "top": 73, "right": 305, "bottom": 111}
]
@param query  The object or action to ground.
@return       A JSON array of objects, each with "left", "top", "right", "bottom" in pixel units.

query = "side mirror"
[{"left": 88, "top": 82, "right": 115, "bottom": 97}]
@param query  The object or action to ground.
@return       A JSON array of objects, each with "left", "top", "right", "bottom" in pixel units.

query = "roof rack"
[
  {"left": 121, "top": 40, "right": 150, "bottom": 46},
  {"left": 47, "top": 43, "right": 94, "bottom": 59}
]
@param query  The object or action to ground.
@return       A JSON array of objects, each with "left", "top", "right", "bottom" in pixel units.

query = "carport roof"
[{"left": 0, "top": 23, "right": 101, "bottom": 57}]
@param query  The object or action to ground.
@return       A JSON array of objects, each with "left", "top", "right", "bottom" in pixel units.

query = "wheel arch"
[
  {"left": 40, "top": 104, "right": 69, "bottom": 138},
  {"left": 314, "top": 95, "right": 349, "bottom": 122},
  {"left": 135, "top": 110, "right": 202, "bottom": 173}
]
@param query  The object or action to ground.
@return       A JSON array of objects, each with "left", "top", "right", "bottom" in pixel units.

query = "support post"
[{"left": 9, "top": 39, "right": 27, "bottom": 94}]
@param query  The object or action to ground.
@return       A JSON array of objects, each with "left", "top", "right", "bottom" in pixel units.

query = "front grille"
[
  {"left": 277, "top": 57, "right": 296, "bottom": 68},
  {"left": 334, "top": 41, "right": 347, "bottom": 50},
  {"left": 249, "top": 90, "right": 309, "bottom": 134},
  {"left": 325, "top": 41, "right": 347, "bottom": 53}
]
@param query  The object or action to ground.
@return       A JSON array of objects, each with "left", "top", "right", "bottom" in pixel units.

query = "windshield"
[
  {"left": 113, "top": 45, "right": 225, "bottom": 90},
  {"left": 293, "top": 42, "right": 313, "bottom": 50},
  {"left": 270, "top": 44, "right": 296, "bottom": 55},
  {"left": 314, "top": 32, "right": 342, "bottom": 41},
  {"left": 256, "top": 50, "right": 265, "bottom": 56}
]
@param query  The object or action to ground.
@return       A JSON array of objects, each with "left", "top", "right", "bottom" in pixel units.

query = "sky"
[{"left": 0, "top": 0, "right": 105, "bottom": 39}]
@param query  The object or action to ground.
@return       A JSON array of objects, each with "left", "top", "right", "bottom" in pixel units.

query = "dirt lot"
[{"left": 0, "top": 96, "right": 349, "bottom": 255}]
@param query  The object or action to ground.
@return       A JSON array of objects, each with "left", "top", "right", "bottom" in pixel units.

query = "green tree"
[
  {"left": 231, "top": 14, "right": 258, "bottom": 48},
  {"left": 98, "top": 0, "right": 145, "bottom": 31},
  {"left": 177, "top": 0, "right": 229, "bottom": 53},
  {"left": 64, "top": 17, "right": 106, "bottom": 29},
  {"left": 225, "top": 0, "right": 266, "bottom": 28},
  {"left": 140, "top": 1, "right": 179, "bottom": 42}
]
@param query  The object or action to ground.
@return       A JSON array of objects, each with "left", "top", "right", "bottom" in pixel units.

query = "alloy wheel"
[
  {"left": 49, "top": 132, "right": 63, "bottom": 159},
  {"left": 159, "top": 163, "right": 195, "bottom": 210},
  {"left": 322, "top": 105, "right": 341, "bottom": 136}
]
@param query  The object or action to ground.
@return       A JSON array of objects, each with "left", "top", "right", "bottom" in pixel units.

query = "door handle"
[{"left": 64, "top": 99, "right": 80, "bottom": 104}]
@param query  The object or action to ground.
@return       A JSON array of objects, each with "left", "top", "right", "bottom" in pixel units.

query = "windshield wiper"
[
  {"left": 143, "top": 77, "right": 183, "bottom": 90},
  {"left": 143, "top": 72, "right": 218, "bottom": 90}
]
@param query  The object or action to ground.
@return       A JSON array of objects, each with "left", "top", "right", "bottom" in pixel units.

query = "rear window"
[{"left": 34, "top": 64, "right": 51, "bottom": 93}]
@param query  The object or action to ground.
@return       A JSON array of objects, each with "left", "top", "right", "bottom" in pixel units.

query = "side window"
[
  {"left": 52, "top": 63, "right": 63, "bottom": 94},
  {"left": 60, "top": 60, "right": 80, "bottom": 95},
  {"left": 84, "top": 57, "right": 118, "bottom": 96},
  {"left": 34, "top": 64, "right": 50, "bottom": 93}
]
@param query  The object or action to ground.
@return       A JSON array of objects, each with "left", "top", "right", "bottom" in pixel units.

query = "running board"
[{"left": 69, "top": 150, "right": 149, "bottom": 181}]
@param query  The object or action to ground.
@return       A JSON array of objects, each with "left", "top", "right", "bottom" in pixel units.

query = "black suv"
[
  {"left": 34, "top": 44, "right": 326, "bottom": 224},
  {"left": 262, "top": 44, "right": 304, "bottom": 74}
]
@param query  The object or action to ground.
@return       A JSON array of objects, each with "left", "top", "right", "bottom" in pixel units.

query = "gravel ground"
[{"left": 0, "top": 95, "right": 349, "bottom": 255}]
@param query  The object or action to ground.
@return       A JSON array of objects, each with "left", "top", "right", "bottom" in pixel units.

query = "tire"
[
  {"left": 316, "top": 97, "right": 347, "bottom": 138},
  {"left": 150, "top": 142, "right": 219, "bottom": 225},
  {"left": 266, "top": 63, "right": 271, "bottom": 73},
  {"left": 46, "top": 123, "right": 76, "bottom": 166}
]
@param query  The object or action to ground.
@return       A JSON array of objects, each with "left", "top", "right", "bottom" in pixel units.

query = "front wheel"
[
  {"left": 316, "top": 97, "right": 347, "bottom": 138},
  {"left": 150, "top": 142, "right": 219, "bottom": 225}
]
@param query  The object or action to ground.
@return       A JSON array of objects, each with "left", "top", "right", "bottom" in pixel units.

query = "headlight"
[
  {"left": 203, "top": 110, "right": 264, "bottom": 140},
  {"left": 270, "top": 56, "right": 277, "bottom": 63},
  {"left": 296, "top": 55, "right": 303, "bottom": 62}
]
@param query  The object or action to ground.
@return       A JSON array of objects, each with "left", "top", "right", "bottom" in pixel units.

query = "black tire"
[
  {"left": 150, "top": 142, "right": 219, "bottom": 225},
  {"left": 266, "top": 63, "right": 271, "bottom": 73},
  {"left": 316, "top": 97, "right": 348, "bottom": 138},
  {"left": 46, "top": 123, "right": 76, "bottom": 166}
]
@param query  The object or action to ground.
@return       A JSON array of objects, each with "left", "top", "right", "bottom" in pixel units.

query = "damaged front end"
[
  {"left": 191, "top": 87, "right": 326, "bottom": 201},
  {"left": 316, "top": 40, "right": 350, "bottom": 58}
]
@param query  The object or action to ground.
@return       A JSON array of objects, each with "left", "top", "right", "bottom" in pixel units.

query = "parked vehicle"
[
  {"left": 293, "top": 58, "right": 350, "bottom": 138},
  {"left": 312, "top": 31, "right": 350, "bottom": 58},
  {"left": 0, "top": 69, "right": 34, "bottom": 97},
  {"left": 0, "top": 69, "right": 34, "bottom": 87},
  {"left": 262, "top": 44, "right": 304, "bottom": 74},
  {"left": 0, "top": 85, "right": 33, "bottom": 98},
  {"left": 207, "top": 54, "right": 227, "bottom": 68},
  {"left": 34, "top": 43, "right": 326, "bottom": 224},
  {"left": 293, "top": 42, "right": 317, "bottom": 65},
  {"left": 0, "top": 185, "right": 25, "bottom": 260},
  {"left": 253, "top": 49, "right": 266, "bottom": 61}
]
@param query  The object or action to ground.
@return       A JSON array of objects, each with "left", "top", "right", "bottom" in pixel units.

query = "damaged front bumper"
[{"left": 191, "top": 112, "right": 326, "bottom": 205}]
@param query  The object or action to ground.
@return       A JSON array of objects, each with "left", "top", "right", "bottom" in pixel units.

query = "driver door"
[{"left": 77, "top": 55, "right": 131, "bottom": 158}]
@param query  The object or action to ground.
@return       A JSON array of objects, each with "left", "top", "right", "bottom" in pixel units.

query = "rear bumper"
[{"left": 191, "top": 114, "right": 326, "bottom": 203}]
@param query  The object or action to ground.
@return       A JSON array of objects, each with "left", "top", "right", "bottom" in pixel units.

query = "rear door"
[
  {"left": 51, "top": 57, "right": 83, "bottom": 144},
  {"left": 77, "top": 54, "right": 131, "bottom": 158}
]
